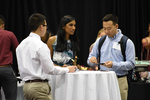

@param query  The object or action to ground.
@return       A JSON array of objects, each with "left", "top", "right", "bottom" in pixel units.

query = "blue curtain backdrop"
[{"left": 0, "top": 0, "right": 150, "bottom": 74}]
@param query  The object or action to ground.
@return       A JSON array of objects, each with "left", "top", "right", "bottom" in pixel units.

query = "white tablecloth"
[{"left": 50, "top": 71, "right": 121, "bottom": 100}]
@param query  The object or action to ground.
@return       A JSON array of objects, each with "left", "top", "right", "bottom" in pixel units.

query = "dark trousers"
[{"left": 0, "top": 66, "right": 17, "bottom": 100}]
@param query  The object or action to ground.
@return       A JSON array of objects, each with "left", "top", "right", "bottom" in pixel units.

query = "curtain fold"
[{"left": 0, "top": 0, "right": 150, "bottom": 74}]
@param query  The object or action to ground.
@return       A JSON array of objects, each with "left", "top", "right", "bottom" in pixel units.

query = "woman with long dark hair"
[{"left": 47, "top": 15, "right": 79, "bottom": 66}]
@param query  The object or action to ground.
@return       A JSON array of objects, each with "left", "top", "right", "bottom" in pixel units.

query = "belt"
[
  {"left": 117, "top": 74, "right": 127, "bottom": 78},
  {"left": 0, "top": 64, "right": 11, "bottom": 67},
  {"left": 25, "top": 79, "right": 48, "bottom": 83}
]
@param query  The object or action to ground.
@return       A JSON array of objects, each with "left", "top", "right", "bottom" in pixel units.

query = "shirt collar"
[
  {"left": 29, "top": 32, "right": 41, "bottom": 40},
  {"left": 108, "top": 29, "right": 122, "bottom": 39}
]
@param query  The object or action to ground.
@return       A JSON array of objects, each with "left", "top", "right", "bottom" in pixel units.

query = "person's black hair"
[
  {"left": 102, "top": 14, "right": 118, "bottom": 25},
  {"left": 29, "top": 13, "right": 46, "bottom": 32},
  {"left": 56, "top": 15, "right": 80, "bottom": 52},
  {"left": 0, "top": 15, "right": 5, "bottom": 25}
]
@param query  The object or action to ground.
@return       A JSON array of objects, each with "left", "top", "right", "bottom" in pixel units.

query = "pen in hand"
[{"left": 94, "top": 63, "right": 105, "bottom": 65}]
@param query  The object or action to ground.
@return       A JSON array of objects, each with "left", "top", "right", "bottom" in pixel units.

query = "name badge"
[{"left": 112, "top": 42, "right": 121, "bottom": 50}]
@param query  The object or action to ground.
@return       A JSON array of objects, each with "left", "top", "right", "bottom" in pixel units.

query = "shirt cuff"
[
  {"left": 87, "top": 59, "right": 96, "bottom": 66},
  {"left": 63, "top": 67, "right": 69, "bottom": 73},
  {"left": 111, "top": 61, "right": 116, "bottom": 69}
]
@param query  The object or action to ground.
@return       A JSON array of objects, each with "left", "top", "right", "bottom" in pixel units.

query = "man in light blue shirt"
[{"left": 87, "top": 14, "right": 135, "bottom": 100}]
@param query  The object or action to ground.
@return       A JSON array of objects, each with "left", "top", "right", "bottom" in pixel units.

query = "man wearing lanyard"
[
  {"left": 0, "top": 15, "right": 19, "bottom": 100},
  {"left": 87, "top": 14, "right": 135, "bottom": 100},
  {"left": 16, "top": 13, "right": 77, "bottom": 100}
]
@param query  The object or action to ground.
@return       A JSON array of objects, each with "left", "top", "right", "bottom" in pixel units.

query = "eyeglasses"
[{"left": 43, "top": 24, "right": 48, "bottom": 28}]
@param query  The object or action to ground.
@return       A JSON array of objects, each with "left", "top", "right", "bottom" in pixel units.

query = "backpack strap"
[
  {"left": 98, "top": 35, "right": 106, "bottom": 70},
  {"left": 118, "top": 35, "right": 128, "bottom": 61},
  {"left": 119, "top": 35, "right": 135, "bottom": 87}
]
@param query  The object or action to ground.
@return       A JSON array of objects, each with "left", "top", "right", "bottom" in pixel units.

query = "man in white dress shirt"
[{"left": 16, "top": 13, "right": 77, "bottom": 100}]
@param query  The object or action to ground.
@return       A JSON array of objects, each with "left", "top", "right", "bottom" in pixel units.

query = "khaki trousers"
[
  {"left": 117, "top": 76, "right": 128, "bottom": 100},
  {"left": 23, "top": 82, "right": 53, "bottom": 100}
]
